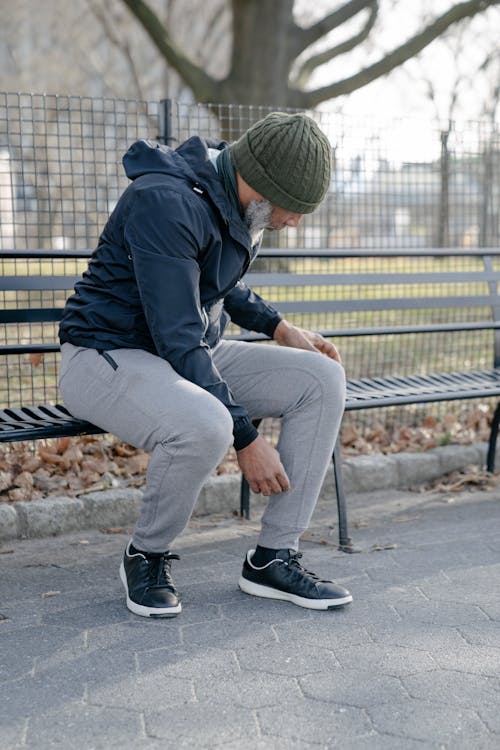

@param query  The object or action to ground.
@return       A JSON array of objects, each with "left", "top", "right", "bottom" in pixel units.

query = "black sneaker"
[
  {"left": 238, "top": 549, "right": 352, "bottom": 610},
  {"left": 119, "top": 540, "right": 182, "bottom": 618}
]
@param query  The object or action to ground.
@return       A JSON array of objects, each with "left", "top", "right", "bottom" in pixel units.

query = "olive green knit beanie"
[{"left": 230, "top": 112, "right": 331, "bottom": 214}]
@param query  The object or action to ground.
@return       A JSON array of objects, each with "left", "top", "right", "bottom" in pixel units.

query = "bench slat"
[
  {"left": 3, "top": 296, "right": 499, "bottom": 324},
  {"left": 345, "top": 369, "right": 500, "bottom": 409},
  {"left": 0, "top": 405, "right": 104, "bottom": 443},
  {"left": 0, "top": 422, "right": 104, "bottom": 442},
  {"left": 272, "top": 295, "right": 500, "bottom": 314},
  {"left": 228, "top": 321, "right": 500, "bottom": 342},
  {"left": 255, "top": 248, "right": 500, "bottom": 258},
  {"left": 244, "top": 271, "right": 500, "bottom": 287},
  {"left": 0, "top": 276, "right": 80, "bottom": 291},
  {"left": 0, "top": 344, "right": 60, "bottom": 355},
  {"left": 0, "top": 308, "right": 64, "bottom": 324}
]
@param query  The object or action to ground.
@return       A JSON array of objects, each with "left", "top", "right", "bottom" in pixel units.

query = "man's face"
[
  {"left": 244, "top": 199, "right": 304, "bottom": 236},
  {"left": 267, "top": 204, "right": 304, "bottom": 231}
]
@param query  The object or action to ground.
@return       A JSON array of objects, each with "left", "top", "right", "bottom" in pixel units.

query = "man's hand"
[
  {"left": 273, "top": 320, "right": 342, "bottom": 363},
  {"left": 236, "top": 435, "right": 290, "bottom": 496}
]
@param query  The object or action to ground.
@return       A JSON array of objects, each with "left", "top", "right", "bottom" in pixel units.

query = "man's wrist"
[
  {"left": 233, "top": 417, "right": 259, "bottom": 451},
  {"left": 263, "top": 314, "right": 283, "bottom": 339},
  {"left": 273, "top": 319, "right": 292, "bottom": 343}
]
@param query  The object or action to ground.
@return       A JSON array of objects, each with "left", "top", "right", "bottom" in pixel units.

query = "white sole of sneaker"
[
  {"left": 119, "top": 563, "right": 182, "bottom": 618},
  {"left": 238, "top": 576, "right": 352, "bottom": 610}
]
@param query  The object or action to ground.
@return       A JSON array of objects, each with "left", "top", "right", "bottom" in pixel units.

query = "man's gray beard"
[{"left": 244, "top": 199, "right": 273, "bottom": 244}]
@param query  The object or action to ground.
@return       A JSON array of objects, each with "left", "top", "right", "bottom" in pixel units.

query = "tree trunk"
[
  {"left": 121, "top": 0, "right": 500, "bottom": 110},
  {"left": 225, "top": 0, "right": 297, "bottom": 107}
]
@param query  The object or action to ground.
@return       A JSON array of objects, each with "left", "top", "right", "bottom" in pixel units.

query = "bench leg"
[
  {"left": 332, "top": 438, "right": 357, "bottom": 553},
  {"left": 486, "top": 401, "right": 500, "bottom": 473},
  {"left": 239, "top": 418, "right": 262, "bottom": 519},
  {"left": 240, "top": 476, "right": 251, "bottom": 519},
  {"left": 240, "top": 425, "right": 356, "bottom": 554}
]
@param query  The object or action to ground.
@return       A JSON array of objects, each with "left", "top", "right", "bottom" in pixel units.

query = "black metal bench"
[
  {"left": 2, "top": 248, "right": 500, "bottom": 553},
  {"left": 236, "top": 247, "right": 500, "bottom": 550},
  {"left": 0, "top": 251, "right": 106, "bottom": 442}
]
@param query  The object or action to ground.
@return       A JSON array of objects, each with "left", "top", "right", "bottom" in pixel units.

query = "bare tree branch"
[
  {"left": 121, "top": 0, "right": 220, "bottom": 100},
  {"left": 293, "top": 2, "right": 378, "bottom": 88},
  {"left": 478, "top": 49, "right": 500, "bottom": 71},
  {"left": 295, "top": 0, "right": 500, "bottom": 109},
  {"left": 87, "top": 0, "right": 146, "bottom": 101},
  {"left": 294, "top": 0, "right": 376, "bottom": 55},
  {"left": 203, "top": 2, "right": 231, "bottom": 71},
  {"left": 205, "top": 2, "right": 228, "bottom": 44},
  {"left": 116, "top": 0, "right": 499, "bottom": 109}
]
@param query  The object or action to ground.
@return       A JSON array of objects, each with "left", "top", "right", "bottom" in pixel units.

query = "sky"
[
  {"left": 296, "top": 0, "right": 499, "bottom": 122},
  {"left": 292, "top": 0, "right": 500, "bottom": 162}
]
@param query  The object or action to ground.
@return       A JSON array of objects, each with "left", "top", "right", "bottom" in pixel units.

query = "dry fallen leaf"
[
  {"left": 80, "top": 470, "right": 101, "bottom": 487},
  {"left": 0, "top": 471, "right": 12, "bottom": 492},
  {"left": 100, "top": 527, "right": 127, "bottom": 534},
  {"left": 442, "top": 413, "right": 458, "bottom": 430},
  {"left": 38, "top": 448, "right": 65, "bottom": 466},
  {"left": 28, "top": 352, "right": 44, "bottom": 367},
  {"left": 21, "top": 456, "right": 41, "bottom": 473},
  {"left": 55, "top": 437, "right": 72, "bottom": 454},
  {"left": 341, "top": 424, "right": 359, "bottom": 446},
  {"left": 126, "top": 453, "right": 150, "bottom": 475},
  {"left": 8, "top": 487, "right": 32, "bottom": 502},
  {"left": 81, "top": 458, "right": 108, "bottom": 474},
  {"left": 114, "top": 444, "right": 136, "bottom": 457},
  {"left": 392, "top": 515, "right": 420, "bottom": 524},
  {"left": 62, "top": 445, "right": 84, "bottom": 466},
  {"left": 13, "top": 471, "right": 34, "bottom": 490}
]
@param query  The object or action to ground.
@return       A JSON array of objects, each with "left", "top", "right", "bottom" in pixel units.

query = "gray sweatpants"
[{"left": 59, "top": 340, "right": 345, "bottom": 552}]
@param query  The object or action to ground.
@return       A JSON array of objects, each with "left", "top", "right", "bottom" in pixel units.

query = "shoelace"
[
  {"left": 285, "top": 551, "right": 323, "bottom": 583},
  {"left": 148, "top": 552, "right": 180, "bottom": 590}
]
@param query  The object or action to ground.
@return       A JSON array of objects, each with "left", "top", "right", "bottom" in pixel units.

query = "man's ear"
[{"left": 236, "top": 172, "right": 264, "bottom": 211}]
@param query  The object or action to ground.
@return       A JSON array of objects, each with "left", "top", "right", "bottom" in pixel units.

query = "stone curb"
[{"left": 0, "top": 442, "right": 490, "bottom": 543}]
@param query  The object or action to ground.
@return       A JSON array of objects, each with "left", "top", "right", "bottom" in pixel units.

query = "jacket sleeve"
[
  {"left": 223, "top": 282, "right": 282, "bottom": 337},
  {"left": 124, "top": 187, "right": 258, "bottom": 450}
]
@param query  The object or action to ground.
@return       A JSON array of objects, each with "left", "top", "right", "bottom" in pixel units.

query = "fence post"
[
  {"left": 437, "top": 125, "right": 450, "bottom": 248},
  {"left": 158, "top": 99, "right": 175, "bottom": 145}
]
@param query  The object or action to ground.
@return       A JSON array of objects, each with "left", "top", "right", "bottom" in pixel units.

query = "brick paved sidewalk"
[{"left": 1, "top": 485, "right": 499, "bottom": 749}]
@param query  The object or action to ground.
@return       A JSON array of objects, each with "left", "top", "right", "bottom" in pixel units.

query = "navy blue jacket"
[{"left": 59, "top": 137, "right": 283, "bottom": 449}]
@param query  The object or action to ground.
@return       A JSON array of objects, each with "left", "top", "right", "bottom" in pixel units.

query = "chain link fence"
[{"left": 1, "top": 92, "right": 499, "bottom": 447}]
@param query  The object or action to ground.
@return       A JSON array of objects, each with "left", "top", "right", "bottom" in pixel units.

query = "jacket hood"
[
  {"left": 122, "top": 137, "right": 226, "bottom": 181},
  {"left": 122, "top": 136, "right": 251, "bottom": 251}
]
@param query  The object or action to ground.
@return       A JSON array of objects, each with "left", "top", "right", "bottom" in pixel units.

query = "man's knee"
[
  {"left": 198, "top": 403, "right": 234, "bottom": 455},
  {"left": 316, "top": 358, "right": 346, "bottom": 420},
  {"left": 318, "top": 356, "right": 346, "bottom": 395},
  {"left": 170, "top": 399, "right": 234, "bottom": 459},
  {"left": 290, "top": 355, "right": 346, "bottom": 424},
  {"left": 298, "top": 352, "right": 346, "bottom": 401}
]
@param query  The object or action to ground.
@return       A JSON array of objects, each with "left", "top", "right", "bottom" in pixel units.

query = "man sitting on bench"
[{"left": 58, "top": 112, "right": 351, "bottom": 617}]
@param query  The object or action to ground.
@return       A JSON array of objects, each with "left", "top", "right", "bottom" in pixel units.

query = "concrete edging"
[{"left": 0, "top": 442, "right": 489, "bottom": 542}]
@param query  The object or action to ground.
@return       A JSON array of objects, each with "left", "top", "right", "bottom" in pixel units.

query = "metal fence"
[
  {"left": 1, "top": 93, "right": 499, "bottom": 252},
  {"left": 1, "top": 92, "right": 500, "bottom": 445}
]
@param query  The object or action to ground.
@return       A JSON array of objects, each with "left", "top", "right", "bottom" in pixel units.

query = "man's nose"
[{"left": 285, "top": 214, "right": 303, "bottom": 228}]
